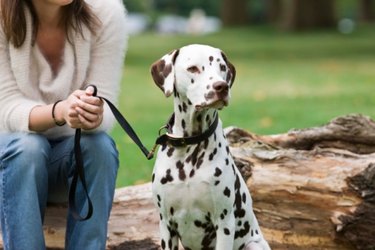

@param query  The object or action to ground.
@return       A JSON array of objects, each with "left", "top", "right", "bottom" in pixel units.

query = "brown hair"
[{"left": 0, "top": 0, "right": 100, "bottom": 48}]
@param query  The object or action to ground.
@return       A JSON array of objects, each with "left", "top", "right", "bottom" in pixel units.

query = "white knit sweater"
[{"left": 0, "top": 0, "right": 128, "bottom": 139}]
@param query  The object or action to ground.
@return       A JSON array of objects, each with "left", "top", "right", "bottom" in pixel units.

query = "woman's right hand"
[{"left": 57, "top": 88, "right": 104, "bottom": 130}]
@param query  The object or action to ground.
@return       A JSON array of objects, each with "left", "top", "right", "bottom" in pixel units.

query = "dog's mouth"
[{"left": 195, "top": 98, "right": 228, "bottom": 111}]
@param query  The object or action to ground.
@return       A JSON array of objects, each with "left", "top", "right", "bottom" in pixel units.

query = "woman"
[{"left": 0, "top": 0, "right": 127, "bottom": 249}]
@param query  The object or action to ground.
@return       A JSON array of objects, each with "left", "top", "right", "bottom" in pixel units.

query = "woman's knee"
[
  {"left": 0, "top": 133, "right": 50, "bottom": 185},
  {"left": 80, "top": 132, "right": 119, "bottom": 171},
  {"left": 11, "top": 133, "right": 49, "bottom": 157}
]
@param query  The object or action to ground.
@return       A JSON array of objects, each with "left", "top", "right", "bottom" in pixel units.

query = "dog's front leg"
[
  {"left": 215, "top": 214, "right": 235, "bottom": 250},
  {"left": 159, "top": 220, "right": 179, "bottom": 250}
]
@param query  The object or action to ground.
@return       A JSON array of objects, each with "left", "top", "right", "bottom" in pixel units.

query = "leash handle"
[{"left": 69, "top": 85, "right": 153, "bottom": 221}]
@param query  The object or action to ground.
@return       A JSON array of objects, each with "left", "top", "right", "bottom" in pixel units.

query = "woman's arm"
[{"left": 29, "top": 87, "right": 104, "bottom": 132}]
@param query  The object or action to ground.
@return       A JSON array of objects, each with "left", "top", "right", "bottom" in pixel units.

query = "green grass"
[{"left": 112, "top": 25, "right": 375, "bottom": 187}]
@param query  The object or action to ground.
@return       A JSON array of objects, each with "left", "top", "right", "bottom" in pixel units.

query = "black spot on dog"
[
  {"left": 235, "top": 221, "right": 250, "bottom": 239},
  {"left": 196, "top": 152, "right": 205, "bottom": 169},
  {"left": 191, "top": 78, "right": 195, "bottom": 84},
  {"left": 152, "top": 173, "right": 155, "bottom": 183},
  {"left": 209, "top": 148, "right": 217, "bottom": 161},
  {"left": 167, "top": 147, "right": 175, "bottom": 157},
  {"left": 181, "top": 119, "right": 186, "bottom": 129},
  {"left": 223, "top": 187, "right": 231, "bottom": 197},
  {"left": 182, "top": 102, "right": 188, "bottom": 113},
  {"left": 214, "top": 180, "right": 220, "bottom": 185},
  {"left": 170, "top": 207, "right": 174, "bottom": 215},
  {"left": 189, "top": 169, "right": 195, "bottom": 178},
  {"left": 214, "top": 167, "right": 222, "bottom": 177},
  {"left": 176, "top": 161, "right": 186, "bottom": 181},
  {"left": 224, "top": 228, "right": 230, "bottom": 235},
  {"left": 161, "top": 169, "right": 174, "bottom": 184}
]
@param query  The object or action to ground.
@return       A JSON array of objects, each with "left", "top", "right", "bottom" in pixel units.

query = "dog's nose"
[{"left": 213, "top": 81, "right": 229, "bottom": 93}]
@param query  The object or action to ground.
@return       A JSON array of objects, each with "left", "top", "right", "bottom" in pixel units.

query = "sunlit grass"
[{"left": 113, "top": 25, "right": 375, "bottom": 187}]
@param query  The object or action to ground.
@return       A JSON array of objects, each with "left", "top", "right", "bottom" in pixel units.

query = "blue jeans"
[{"left": 0, "top": 132, "right": 119, "bottom": 250}]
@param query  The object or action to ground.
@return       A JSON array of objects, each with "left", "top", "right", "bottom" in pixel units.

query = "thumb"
[{"left": 85, "top": 86, "right": 96, "bottom": 96}]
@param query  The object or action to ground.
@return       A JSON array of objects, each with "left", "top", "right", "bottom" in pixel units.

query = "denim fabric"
[{"left": 0, "top": 132, "right": 119, "bottom": 250}]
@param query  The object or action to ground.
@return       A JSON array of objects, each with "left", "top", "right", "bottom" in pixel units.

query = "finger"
[
  {"left": 77, "top": 99, "right": 103, "bottom": 115},
  {"left": 76, "top": 107, "right": 101, "bottom": 122},
  {"left": 78, "top": 114, "right": 99, "bottom": 130},
  {"left": 80, "top": 95, "right": 103, "bottom": 106},
  {"left": 72, "top": 90, "right": 86, "bottom": 98},
  {"left": 85, "top": 86, "right": 96, "bottom": 96}
]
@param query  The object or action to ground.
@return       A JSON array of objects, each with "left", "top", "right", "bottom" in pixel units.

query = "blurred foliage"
[{"left": 122, "top": 0, "right": 369, "bottom": 21}]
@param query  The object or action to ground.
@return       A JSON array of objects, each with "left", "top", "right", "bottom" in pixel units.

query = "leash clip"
[
  {"left": 146, "top": 125, "right": 169, "bottom": 160},
  {"left": 147, "top": 144, "right": 158, "bottom": 160}
]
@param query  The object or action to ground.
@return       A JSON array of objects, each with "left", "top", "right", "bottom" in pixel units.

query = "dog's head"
[{"left": 151, "top": 44, "right": 236, "bottom": 111}]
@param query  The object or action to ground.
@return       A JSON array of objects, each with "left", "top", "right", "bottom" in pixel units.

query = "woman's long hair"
[{"left": 0, "top": 0, "right": 100, "bottom": 48}]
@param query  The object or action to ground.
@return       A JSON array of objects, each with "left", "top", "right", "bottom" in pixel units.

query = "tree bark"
[
  {"left": 266, "top": 0, "right": 282, "bottom": 23},
  {"left": 359, "top": 0, "right": 375, "bottom": 22},
  {"left": 282, "top": 0, "right": 336, "bottom": 31},
  {"left": 226, "top": 114, "right": 375, "bottom": 249},
  {"left": 220, "top": 0, "right": 250, "bottom": 26},
  {"left": 1, "top": 114, "right": 374, "bottom": 249}
]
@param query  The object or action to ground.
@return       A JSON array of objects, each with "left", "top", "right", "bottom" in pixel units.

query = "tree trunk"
[
  {"left": 359, "top": 0, "right": 375, "bottom": 22},
  {"left": 220, "top": 0, "right": 250, "bottom": 26},
  {"left": 1, "top": 114, "right": 374, "bottom": 249},
  {"left": 282, "top": 0, "right": 336, "bottom": 30},
  {"left": 266, "top": 0, "right": 282, "bottom": 23}
]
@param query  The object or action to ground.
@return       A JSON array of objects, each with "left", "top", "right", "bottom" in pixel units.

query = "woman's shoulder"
[
  {"left": 85, "top": 0, "right": 126, "bottom": 16},
  {"left": 85, "top": 0, "right": 126, "bottom": 29}
]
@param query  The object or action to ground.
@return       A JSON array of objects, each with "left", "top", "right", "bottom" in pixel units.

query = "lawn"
[{"left": 112, "top": 25, "right": 375, "bottom": 187}]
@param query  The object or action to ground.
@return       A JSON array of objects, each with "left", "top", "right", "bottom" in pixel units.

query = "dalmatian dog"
[{"left": 150, "top": 44, "right": 271, "bottom": 250}]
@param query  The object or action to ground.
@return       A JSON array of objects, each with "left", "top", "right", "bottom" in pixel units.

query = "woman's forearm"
[{"left": 29, "top": 101, "right": 66, "bottom": 132}]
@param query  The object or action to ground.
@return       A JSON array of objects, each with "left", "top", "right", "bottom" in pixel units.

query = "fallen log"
[
  {"left": 0, "top": 114, "right": 374, "bottom": 249},
  {"left": 226, "top": 114, "right": 375, "bottom": 249}
]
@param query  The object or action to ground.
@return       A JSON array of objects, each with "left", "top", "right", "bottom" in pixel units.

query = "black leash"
[
  {"left": 69, "top": 85, "right": 219, "bottom": 221},
  {"left": 69, "top": 85, "right": 152, "bottom": 221}
]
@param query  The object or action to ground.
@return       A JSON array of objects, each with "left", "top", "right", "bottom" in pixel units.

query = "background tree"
[
  {"left": 220, "top": 0, "right": 250, "bottom": 26},
  {"left": 282, "top": 0, "right": 336, "bottom": 30},
  {"left": 265, "top": 0, "right": 282, "bottom": 23},
  {"left": 359, "top": 0, "right": 375, "bottom": 22}
]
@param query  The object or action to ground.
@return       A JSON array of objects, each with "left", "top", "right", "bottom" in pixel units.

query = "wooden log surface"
[
  {"left": 226, "top": 114, "right": 375, "bottom": 249},
  {"left": 0, "top": 114, "right": 374, "bottom": 249}
]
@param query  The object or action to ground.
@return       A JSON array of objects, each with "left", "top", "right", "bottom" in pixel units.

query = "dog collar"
[{"left": 147, "top": 113, "right": 219, "bottom": 158}]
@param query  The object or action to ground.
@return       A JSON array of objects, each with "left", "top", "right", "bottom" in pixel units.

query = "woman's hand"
[{"left": 60, "top": 86, "right": 104, "bottom": 130}]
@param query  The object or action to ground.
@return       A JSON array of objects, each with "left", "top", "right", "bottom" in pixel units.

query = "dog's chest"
[{"left": 152, "top": 134, "right": 236, "bottom": 209}]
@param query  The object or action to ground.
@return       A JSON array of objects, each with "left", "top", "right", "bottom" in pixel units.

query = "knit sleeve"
[
  {"left": 0, "top": 22, "right": 44, "bottom": 132},
  {"left": 84, "top": 0, "right": 128, "bottom": 132}
]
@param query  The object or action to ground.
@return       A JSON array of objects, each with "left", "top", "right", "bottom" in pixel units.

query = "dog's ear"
[
  {"left": 150, "top": 49, "right": 180, "bottom": 97},
  {"left": 221, "top": 51, "right": 236, "bottom": 88}
]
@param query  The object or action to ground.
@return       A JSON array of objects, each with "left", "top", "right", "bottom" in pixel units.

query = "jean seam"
[{"left": 0, "top": 160, "right": 9, "bottom": 249}]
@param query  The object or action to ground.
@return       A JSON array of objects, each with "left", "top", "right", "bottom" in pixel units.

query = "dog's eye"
[
  {"left": 220, "top": 64, "right": 227, "bottom": 72},
  {"left": 187, "top": 66, "right": 200, "bottom": 74}
]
